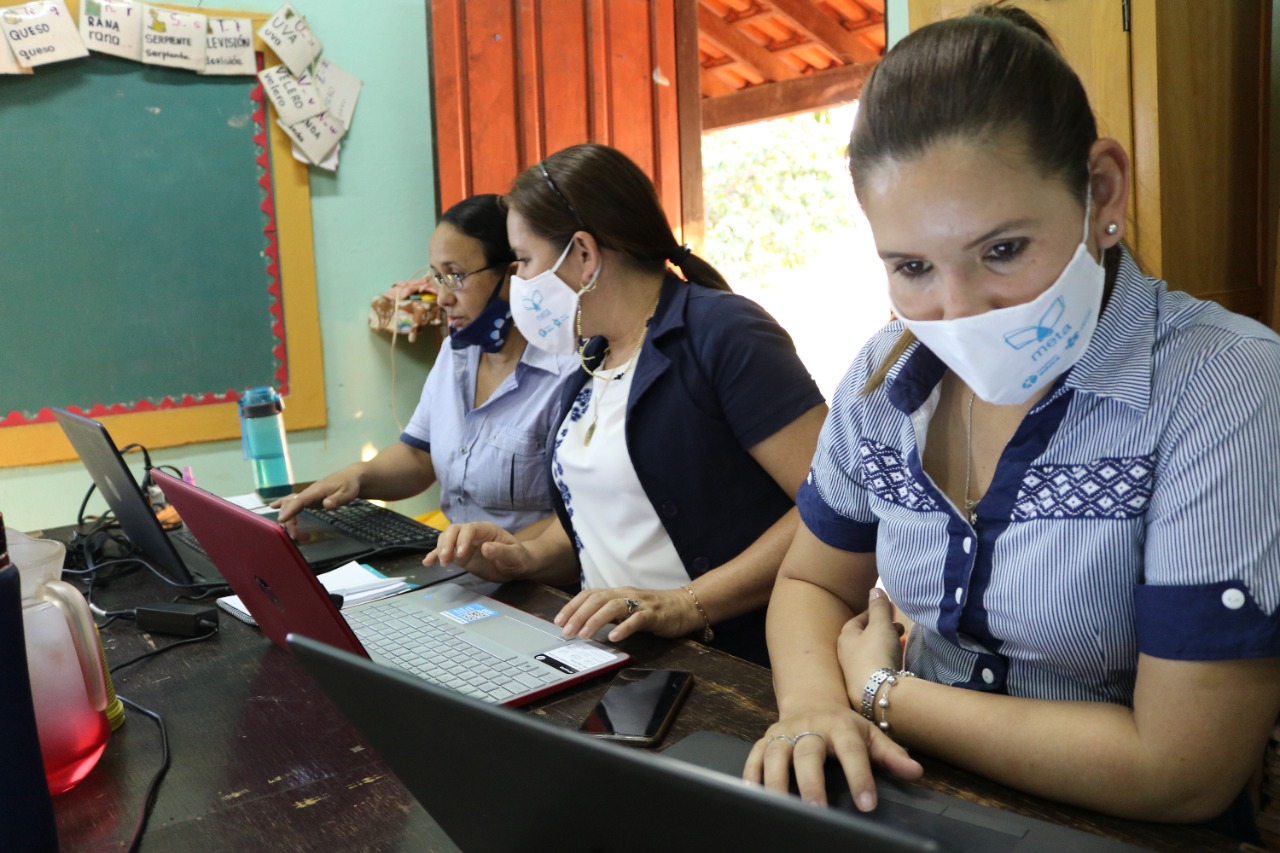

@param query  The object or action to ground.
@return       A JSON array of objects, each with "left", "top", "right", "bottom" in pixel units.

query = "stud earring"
[{"left": 1105, "top": 223, "right": 1118, "bottom": 236}]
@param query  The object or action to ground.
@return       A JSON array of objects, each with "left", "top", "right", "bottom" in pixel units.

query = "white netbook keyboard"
[{"left": 343, "top": 596, "right": 565, "bottom": 704}]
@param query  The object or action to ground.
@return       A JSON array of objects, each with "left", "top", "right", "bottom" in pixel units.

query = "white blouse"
[{"left": 552, "top": 362, "right": 688, "bottom": 591}]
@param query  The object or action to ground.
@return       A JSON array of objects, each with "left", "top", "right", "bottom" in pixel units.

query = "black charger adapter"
[{"left": 135, "top": 603, "right": 220, "bottom": 637}]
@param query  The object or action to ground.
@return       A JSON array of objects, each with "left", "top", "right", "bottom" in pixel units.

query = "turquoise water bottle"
[{"left": 238, "top": 387, "right": 294, "bottom": 499}]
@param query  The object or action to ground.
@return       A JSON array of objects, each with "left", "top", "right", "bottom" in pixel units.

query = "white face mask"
[
  {"left": 891, "top": 198, "right": 1105, "bottom": 405},
  {"left": 509, "top": 241, "right": 593, "bottom": 355}
]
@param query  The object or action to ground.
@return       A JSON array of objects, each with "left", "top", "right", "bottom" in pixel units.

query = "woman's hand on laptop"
[
  {"left": 423, "top": 522, "right": 536, "bottom": 582},
  {"left": 555, "top": 586, "right": 703, "bottom": 643}
]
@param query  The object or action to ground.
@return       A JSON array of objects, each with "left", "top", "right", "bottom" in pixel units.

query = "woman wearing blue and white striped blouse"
[{"left": 747, "top": 5, "right": 1280, "bottom": 840}]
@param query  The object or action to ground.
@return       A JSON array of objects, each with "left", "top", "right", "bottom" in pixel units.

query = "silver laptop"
[
  {"left": 54, "top": 407, "right": 442, "bottom": 583},
  {"left": 153, "top": 469, "right": 629, "bottom": 706}
]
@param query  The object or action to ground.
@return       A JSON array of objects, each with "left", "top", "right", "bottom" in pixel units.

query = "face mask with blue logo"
[
  {"left": 891, "top": 193, "right": 1105, "bottom": 405},
  {"left": 449, "top": 278, "right": 513, "bottom": 353},
  {"left": 509, "top": 240, "right": 599, "bottom": 355}
]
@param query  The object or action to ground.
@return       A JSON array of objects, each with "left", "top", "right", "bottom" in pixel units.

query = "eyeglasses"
[{"left": 428, "top": 264, "right": 499, "bottom": 292}]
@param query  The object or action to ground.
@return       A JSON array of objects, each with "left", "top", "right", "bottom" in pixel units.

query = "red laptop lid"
[{"left": 151, "top": 469, "right": 366, "bottom": 657}]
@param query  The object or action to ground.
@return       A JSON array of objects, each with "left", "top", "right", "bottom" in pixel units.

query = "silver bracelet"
[
  {"left": 876, "top": 670, "right": 915, "bottom": 732},
  {"left": 860, "top": 667, "right": 896, "bottom": 721}
]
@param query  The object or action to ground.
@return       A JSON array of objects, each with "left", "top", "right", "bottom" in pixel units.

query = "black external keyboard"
[{"left": 304, "top": 499, "right": 440, "bottom": 549}]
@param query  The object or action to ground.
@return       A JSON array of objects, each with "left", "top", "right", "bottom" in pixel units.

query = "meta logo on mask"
[{"left": 1003, "top": 295, "right": 1084, "bottom": 376}]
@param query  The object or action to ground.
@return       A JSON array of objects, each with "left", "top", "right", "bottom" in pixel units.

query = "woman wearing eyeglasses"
[
  {"left": 276, "top": 194, "right": 576, "bottom": 536},
  {"left": 425, "top": 144, "right": 828, "bottom": 664}
]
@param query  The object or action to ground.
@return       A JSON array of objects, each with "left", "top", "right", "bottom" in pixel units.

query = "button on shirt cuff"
[{"left": 1135, "top": 581, "right": 1280, "bottom": 660}]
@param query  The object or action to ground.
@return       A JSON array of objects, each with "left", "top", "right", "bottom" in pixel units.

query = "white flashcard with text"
[
  {"left": 280, "top": 111, "right": 344, "bottom": 166},
  {"left": 202, "top": 16, "right": 254, "bottom": 76},
  {"left": 313, "top": 57, "right": 362, "bottom": 130},
  {"left": 256, "top": 3, "right": 319, "bottom": 78},
  {"left": 78, "top": 0, "right": 142, "bottom": 62},
  {"left": 139, "top": 3, "right": 206, "bottom": 72},
  {"left": 258, "top": 63, "right": 328, "bottom": 125},
  {"left": 0, "top": 28, "right": 31, "bottom": 72},
  {"left": 1, "top": 1, "right": 90, "bottom": 68}
]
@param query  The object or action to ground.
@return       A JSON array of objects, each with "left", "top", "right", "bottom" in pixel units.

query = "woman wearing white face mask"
[
  {"left": 748, "top": 4, "right": 1280, "bottom": 839},
  {"left": 425, "top": 143, "right": 828, "bottom": 665}
]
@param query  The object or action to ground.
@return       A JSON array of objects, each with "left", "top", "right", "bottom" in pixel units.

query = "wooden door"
[
  {"left": 1130, "top": 0, "right": 1270, "bottom": 321},
  {"left": 907, "top": 1, "right": 1274, "bottom": 325},
  {"left": 430, "top": 0, "right": 699, "bottom": 240}
]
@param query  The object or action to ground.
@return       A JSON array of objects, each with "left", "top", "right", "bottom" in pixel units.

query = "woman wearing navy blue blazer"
[
  {"left": 426, "top": 143, "right": 827, "bottom": 665},
  {"left": 746, "top": 4, "right": 1280, "bottom": 839}
]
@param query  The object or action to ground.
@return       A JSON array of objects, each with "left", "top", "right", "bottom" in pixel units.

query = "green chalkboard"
[{"left": 0, "top": 53, "right": 281, "bottom": 422}]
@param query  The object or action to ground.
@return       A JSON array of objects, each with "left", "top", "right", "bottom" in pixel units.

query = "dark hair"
[
  {"left": 506, "top": 143, "right": 730, "bottom": 291},
  {"left": 439, "top": 194, "right": 516, "bottom": 269},
  {"left": 848, "top": 4, "right": 1096, "bottom": 203},
  {"left": 851, "top": 4, "right": 1097, "bottom": 393}
]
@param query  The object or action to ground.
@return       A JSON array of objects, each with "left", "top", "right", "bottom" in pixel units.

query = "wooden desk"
[{"left": 48, "top": 547, "right": 1241, "bottom": 852}]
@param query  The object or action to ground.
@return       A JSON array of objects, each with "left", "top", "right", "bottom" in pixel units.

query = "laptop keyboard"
[
  {"left": 173, "top": 499, "right": 438, "bottom": 554},
  {"left": 173, "top": 527, "right": 206, "bottom": 555},
  {"left": 344, "top": 597, "right": 563, "bottom": 704},
  {"left": 304, "top": 500, "right": 441, "bottom": 549}
]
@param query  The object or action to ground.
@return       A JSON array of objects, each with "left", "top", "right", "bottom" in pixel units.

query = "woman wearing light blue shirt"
[
  {"left": 277, "top": 195, "right": 575, "bottom": 535},
  {"left": 748, "top": 5, "right": 1280, "bottom": 840}
]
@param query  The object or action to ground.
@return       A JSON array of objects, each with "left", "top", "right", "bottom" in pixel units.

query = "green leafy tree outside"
[{"left": 702, "top": 108, "right": 859, "bottom": 291}]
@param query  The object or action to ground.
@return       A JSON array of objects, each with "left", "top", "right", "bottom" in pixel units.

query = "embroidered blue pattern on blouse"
[
  {"left": 858, "top": 438, "right": 940, "bottom": 512},
  {"left": 552, "top": 385, "right": 592, "bottom": 554},
  {"left": 1012, "top": 455, "right": 1155, "bottom": 520}
]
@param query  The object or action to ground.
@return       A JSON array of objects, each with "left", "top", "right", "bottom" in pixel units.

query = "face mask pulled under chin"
[
  {"left": 893, "top": 221, "right": 1105, "bottom": 406},
  {"left": 509, "top": 241, "right": 584, "bottom": 355}
]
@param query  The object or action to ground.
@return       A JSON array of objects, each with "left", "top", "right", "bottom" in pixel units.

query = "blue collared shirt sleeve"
[
  {"left": 1138, "top": 333, "right": 1280, "bottom": 660},
  {"left": 400, "top": 349, "right": 448, "bottom": 453}
]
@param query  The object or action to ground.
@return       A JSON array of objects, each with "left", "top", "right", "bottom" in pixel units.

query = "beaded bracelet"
[{"left": 680, "top": 584, "right": 714, "bottom": 643}]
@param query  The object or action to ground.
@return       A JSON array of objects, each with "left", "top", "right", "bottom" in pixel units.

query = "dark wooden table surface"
[{"left": 44, "top": 540, "right": 1245, "bottom": 852}]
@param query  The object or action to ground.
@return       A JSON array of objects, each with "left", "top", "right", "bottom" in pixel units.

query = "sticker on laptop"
[
  {"left": 441, "top": 603, "right": 500, "bottom": 624},
  {"left": 537, "top": 644, "right": 619, "bottom": 673}
]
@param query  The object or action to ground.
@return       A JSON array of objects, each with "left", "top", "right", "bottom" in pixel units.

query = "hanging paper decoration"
[{"left": 0, "top": 1, "right": 362, "bottom": 172}]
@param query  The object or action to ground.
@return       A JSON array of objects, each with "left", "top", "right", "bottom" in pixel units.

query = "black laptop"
[
  {"left": 287, "top": 635, "right": 1148, "bottom": 852},
  {"left": 53, "top": 408, "right": 440, "bottom": 584}
]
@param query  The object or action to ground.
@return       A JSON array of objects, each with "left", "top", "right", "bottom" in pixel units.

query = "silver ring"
[
  {"left": 623, "top": 598, "right": 639, "bottom": 617},
  {"left": 765, "top": 731, "right": 826, "bottom": 748}
]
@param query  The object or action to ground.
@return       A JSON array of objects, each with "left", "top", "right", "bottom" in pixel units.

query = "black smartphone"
[{"left": 578, "top": 668, "right": 693, "bottom": 747}]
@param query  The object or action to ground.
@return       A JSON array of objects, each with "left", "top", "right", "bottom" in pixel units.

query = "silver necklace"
[{"left": 963, "top": 389, "right": 979, "bottom": 525}]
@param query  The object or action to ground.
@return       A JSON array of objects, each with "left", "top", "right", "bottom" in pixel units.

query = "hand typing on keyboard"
[{"left": 273, "top": 469, "right": 361, "bottom": 527}]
